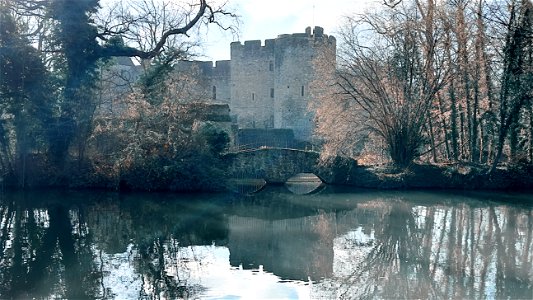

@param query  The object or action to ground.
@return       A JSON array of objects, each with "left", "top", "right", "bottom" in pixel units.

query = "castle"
[
  {"left": 174, "top": 26, "right": 336, "bottom": 143},
  {"left": 104, "top": 26, "right": 336, "bottom": 145}
]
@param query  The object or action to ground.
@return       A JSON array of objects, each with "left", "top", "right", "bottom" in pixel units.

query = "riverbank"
[
  {"left": 3, "top": 155, "right": 532, "bottom": 191},
  {"left": 341, "top": 163, "right": 533, "bottom": 190}
]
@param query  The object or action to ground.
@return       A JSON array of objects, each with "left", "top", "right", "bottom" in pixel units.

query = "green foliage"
[
  {"left": 87, "top": 84, "right": 230, "bottom": 191},
  {"left": 196, "top": 122, "right": 230, "bottom": 155},
  {"left": 0, "top": 0, "right": 237, "bottom": 189},
  {"left": 44, "top": 0, "right": 103, "bottom": 163},
  {"left": 0, "top": 6, "right": 53, "bottom": 181},
  {"left": 137, "top": 48, "right": 189, "bottom": 104},
  {"left": 138, "top": 61, "right": 175, "bottom": 105},
  {"left": 116, "top": 127, "right": 230, "bottom": 192}
]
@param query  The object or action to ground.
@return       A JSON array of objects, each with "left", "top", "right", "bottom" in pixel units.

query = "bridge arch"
[
  {"left": 285, "top": 173, "right": 325, "bottom": 194},
  {"left": 224, "top": 148, "right": 338, "bottom": 184}
]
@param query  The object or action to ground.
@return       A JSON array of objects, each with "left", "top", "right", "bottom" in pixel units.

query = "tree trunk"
[
  {"left": 456, "top": 3, "right": 474, "bottom": 161},
  {"left": 449, "top": 73, "right": 459, "bottom": 161},
  {"left": 509, "top": 119, "right": 519, "bottom": 161},
  {"left": 529, "top": 103, "right": 533, "bottom": 162},
  {"left": 470, "top": 1, "right": 484, "bottom": 162},
  {"left": 460, "top": 107, "right": 466, "bottom": 160},
  {"left": 490, "top": 0, "right": 532, "bottom": 173},
  {"left": 475, "top": 0, "right": 497, "bottom": 164},
  {"left": 0, "top": 122, "right": 13, "bottom": 175},
  {"left": 428, "top": 115, "right": 438, "bottom": 163},
  {"left": 437, "top": 93, "right": 451, "bottom": 160}
]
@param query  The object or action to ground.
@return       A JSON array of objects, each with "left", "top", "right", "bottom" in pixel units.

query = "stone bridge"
[{"left": 223, "top": 147, "right": 357, "bottom": 184}]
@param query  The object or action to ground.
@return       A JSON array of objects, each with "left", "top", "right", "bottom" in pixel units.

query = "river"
[{"left": 0, "top": 187, "right": 531, "bottom": 299}]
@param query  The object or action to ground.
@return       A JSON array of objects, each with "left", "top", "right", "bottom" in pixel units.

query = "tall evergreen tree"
[{"left": 0, "top": 1, "right": 52, "bottom": 185}]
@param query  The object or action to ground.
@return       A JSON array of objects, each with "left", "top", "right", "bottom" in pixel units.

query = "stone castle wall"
[{"left": 173, "top": 26, "right": 336, "bottom": 142}]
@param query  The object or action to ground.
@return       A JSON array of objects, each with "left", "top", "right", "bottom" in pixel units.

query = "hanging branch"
[{"left": 98, "top": 0, "right": 238, "bottom": 59}]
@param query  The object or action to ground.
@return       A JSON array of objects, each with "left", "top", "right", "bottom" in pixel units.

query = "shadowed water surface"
[{"left": 0, "top": 187, "right": 531, "bottom": 299}]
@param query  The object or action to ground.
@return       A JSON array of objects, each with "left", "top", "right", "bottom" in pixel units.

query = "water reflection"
[
  {"left": 0, "top": 189, "right": 531, "bottom": 299},
  {"left": 285, "top": 173, "right": 324, "bottom": 195}
]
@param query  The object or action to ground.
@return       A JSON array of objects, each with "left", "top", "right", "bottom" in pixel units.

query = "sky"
[{"left": 200, "top": 0, "right": 381, "bottom": 61}]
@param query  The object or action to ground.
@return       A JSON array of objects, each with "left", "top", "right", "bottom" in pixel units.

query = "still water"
[{"left": 0, "top": 187, "right": 532, "bottom": 299}]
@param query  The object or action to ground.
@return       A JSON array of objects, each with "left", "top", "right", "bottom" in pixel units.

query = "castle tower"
[
  {"left": 229, "top": 26, "right": 336, "bottom": 141},
  {"left": 230, "top": 39, "right": 275, "bottom": 128}
]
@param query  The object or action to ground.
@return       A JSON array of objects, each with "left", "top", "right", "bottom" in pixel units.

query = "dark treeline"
[{"left": 0, "top": 0, "right": 236, "bottom": 190}]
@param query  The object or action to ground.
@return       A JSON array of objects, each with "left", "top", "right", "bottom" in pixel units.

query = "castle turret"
[
  {"left": 230, "top": 39, "right": 276, "bottom": 128},
  {"left": 230, "top": 26, "right": 336, "bottom": 141},
  {"left": 169, "top": 27, "right": 336, "bottom": 144}
]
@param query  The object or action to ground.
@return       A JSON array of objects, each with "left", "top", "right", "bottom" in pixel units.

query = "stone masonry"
[{"left": 176, "top": 26, "right": 336, "bottom": 142}]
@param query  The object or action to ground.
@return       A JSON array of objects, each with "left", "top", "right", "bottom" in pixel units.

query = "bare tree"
[
  {"left": 94, "top": 0, "right": 237, "bottom": 59},
  {"left": 96, "top": 0, "right": 238, "bottom": 64},
  {"left": 334, "top": 2, "right": 447, "bottom": 167},
  {"left": 490, "top": 0, "right": 533, "bottom": 172}
]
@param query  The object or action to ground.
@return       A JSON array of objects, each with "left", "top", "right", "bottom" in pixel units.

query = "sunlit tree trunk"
[
  {"left": 476, "top": 0, "right": 497, "bottom": 164},
  {"left": 455, "top": 2, "right": 475, "bottom": 161},
  {"left": 437, "top": 93, "right": 452, "bottom": 160},
  {"left": 472, "top": 0, "right": 488, "bottom": 164},
  {"left": 460, "top": 107, "right": 467, "bottom": 159},
  {"left": 445, "top": 32, "right": 459, "bottom": 161},
  {"left": 417, "top": 0, "right": 439, "bottom": 163}
]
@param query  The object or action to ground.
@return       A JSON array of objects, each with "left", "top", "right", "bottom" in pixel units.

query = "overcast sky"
[{"left": 200, "top": 0, "right": 381, "bottom": 61}]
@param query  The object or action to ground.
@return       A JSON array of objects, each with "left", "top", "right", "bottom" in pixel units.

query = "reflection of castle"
[
  {"left": 225, "top": 209, "right": 369, "bottom": 282},
  {"left": 227, "top": 215, "right": 335, "bottom": 281}
]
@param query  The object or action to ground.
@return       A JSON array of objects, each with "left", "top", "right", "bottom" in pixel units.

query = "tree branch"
[{"left": 98, "top": 0, "right": 220, "bottom": 59}]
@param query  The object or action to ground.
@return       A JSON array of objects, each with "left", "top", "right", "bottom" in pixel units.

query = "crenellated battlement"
[
  {"left": 213, "top": 60, "right": 230, "bottom": 75},
  {"left": 173, "top": 60, "right": 231, "bottom": 77},
  {"left": 230, "top": 26, "right": 335, "bottom": 56}
]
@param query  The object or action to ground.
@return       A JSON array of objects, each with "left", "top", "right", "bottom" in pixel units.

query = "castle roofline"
[
  {"left": 173, "top": 59, "right": 231, "bottom": 74},
  {"left": 230, "top": 26, "right": 335, "bottom": 49}
]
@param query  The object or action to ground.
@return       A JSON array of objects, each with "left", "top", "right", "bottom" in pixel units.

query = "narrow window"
[
  {"left": 269, "top": 61, "right": 274, "bottom": 71},
  {"left": 212, "top": 86, "right": 216, "bottom": 100},
  {"left": 252, "top": 93, "right": 255, "bottom": 100},
  {"left": 301, "top": 85, "right": 304, "bottom": 96},
  {"left": 270, "top": 88, "right": 274, "bottom": 98}
]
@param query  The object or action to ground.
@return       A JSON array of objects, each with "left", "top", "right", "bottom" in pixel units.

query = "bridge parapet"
[{"left": 223, "top": 148, "right": 357, "bottom": 184}]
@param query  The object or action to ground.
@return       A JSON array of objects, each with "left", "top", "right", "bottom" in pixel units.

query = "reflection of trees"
[
  {"left": 1, "top": 190, "right": 531, "bottom": 299},
  {"left": 491, "top": 206, "right": 533, "bottom": 299},
  {"left": 0, "top": 195, "right": 100, "bottom": 299},
  {"left": 326, "top": 197, "right": 533, "bottom": 300},
  {"left": 97, "top": 194, "right": 229, "bottom": 299},
  {"left": 0, "top": 192, "right": 231, "bottom": 299},
  {"left": 134, "top": 237, "right": 209, "bottom": 299},
  {"left": 333, "top": 200, "right": 439, "bottom": 299}
]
